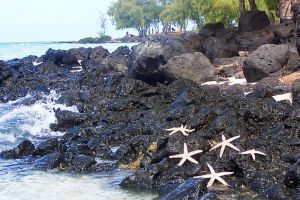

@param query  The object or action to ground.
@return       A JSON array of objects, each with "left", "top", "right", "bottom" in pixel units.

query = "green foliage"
[
  {"left": 78, "top": 36, "right": 112, "bottom": 44},
  {"left": 190, "top": 0, "right": 240, "bottom": 27},
  {"left": 108, "top": 0, "right": 281, "bottom": 34},
  {"left": 108, "top": 0, "right": 162, "bottom": 36},
  {"left": 160, "top": 0, "right": 192, "bottom": 30}
]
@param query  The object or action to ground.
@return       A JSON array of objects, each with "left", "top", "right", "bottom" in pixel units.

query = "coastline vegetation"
[
  {"left": 78, "top": 36, "right": 112, "bottom": 44},
  {"left": 108, "top": 0, "right": 279, "bottom": 37}
]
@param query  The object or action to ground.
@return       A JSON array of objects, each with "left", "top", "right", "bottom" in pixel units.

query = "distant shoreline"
[{"left": 56, "top": 40, "right": 141, "bottom": 44}]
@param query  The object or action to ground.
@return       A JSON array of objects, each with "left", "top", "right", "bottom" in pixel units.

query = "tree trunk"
[
  {"left": 249, "top": 0, "right": 257, "bottom": 11},
  {"left": 280, "top": 0, "right": 297, "bottom": 21},
  {"left": 239, "top": 0, "right": 246, "bottom": 13}
]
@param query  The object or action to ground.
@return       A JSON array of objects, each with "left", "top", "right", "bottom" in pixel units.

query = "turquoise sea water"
[
  {"left": 0, "top": 42, "right": 139, "bottom": 61},
  {"left": 0, "top": 42, "right": 157, "bottom": 200}
]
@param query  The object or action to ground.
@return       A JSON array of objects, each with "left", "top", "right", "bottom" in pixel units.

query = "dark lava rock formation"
[{"left": 2, "top": 12, "right": 300, "bottom": 199}]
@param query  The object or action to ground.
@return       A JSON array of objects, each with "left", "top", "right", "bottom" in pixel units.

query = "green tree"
[
  {"left": 107, "top": 0, "right": 283, "bottom": 35},
  {"left": 108, "top": 0, "right": 164, "bottom": 37},
  {"left": 190, "top": 0, "right": 239, "bottom": 27},
  {"left": 160, "top": 0, "right": 192, "bottom": 32}
]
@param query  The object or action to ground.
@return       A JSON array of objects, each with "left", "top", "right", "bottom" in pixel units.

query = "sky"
[{"left": 0, "top": 0, "right": 138, "bottom": 42}]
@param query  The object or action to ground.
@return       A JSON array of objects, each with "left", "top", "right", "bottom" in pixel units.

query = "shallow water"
[
  {"left": 0, "top": 92, "right": 157, "bottom": 200},
  {"left": 0, "top": 42, "right": 139, "bottom": 61}
]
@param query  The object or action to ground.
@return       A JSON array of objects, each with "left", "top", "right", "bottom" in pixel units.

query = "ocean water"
[
  {"left": 0, "top": 42, "right": 157, "bottom": 200},
  {"left": 0, "top": 42, "right": 139, "bottom": 61},
  {"left": 0, "top": 92, "right": 157, "bottom": 200}
]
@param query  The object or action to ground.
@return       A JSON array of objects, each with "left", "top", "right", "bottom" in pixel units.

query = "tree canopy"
[{"left": 107, "top": 0, "right": 282, "bottom": 36}]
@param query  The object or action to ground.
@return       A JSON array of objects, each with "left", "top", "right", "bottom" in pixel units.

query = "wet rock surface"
[
  {"left": 0, "top": 140, "right": 35, "bottom": 159},
  {"left": 1, "top": 25, "right": 300, "bottom": 199}
]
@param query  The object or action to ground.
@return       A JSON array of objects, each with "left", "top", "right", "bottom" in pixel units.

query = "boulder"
[
  {"left": 160, "top": 178, "right": 207, "bottom": 200},
  {"left": 52, "top": 110, "right": 87, "bottom": 130},
  {"left": 162, "top": 52, "right": 216, "bottom": 85},
  {"left": 71, "top": 155, "right": 96, "bottom": 171},
  {"left": 234, "top": 27, "right": 277, "bottom": 53},
  {"left": 253, "top": 77, "right": 290, "bottom": 98},
  {"left": 198, "top": 24, "right": 276, "bottom": 61},
  {"left": 81, "top": 46, "right": 110, "bottom": 71},
  {"left": 238, "top": 10, "right": 270, "bottom": 32},
  {"left": 286, "top": 47, "right": 300, "bottom": 73},
  {"left": 34, "top": 152, "right": 63, "bottom": 170},
  {"left": 273, "top": 20, "right": 295, "bottom": 44},
  {"left": 68, "top": 47, "right": 92, "bottom": 60},
  {"left": 112, "top": 46, "right": 131, "bottom": 57},
  {"left": 43, "top": 49, "right": 79, "bottom": 67},
  {"left": 128, "top": 35, "right": 191, "bottom": 84},
  {"left": 242, "top": 44, "right": 289, "bottom": 82},
  {"left": 0, "top": 65, "right": 13, "bottom": 84},
  {"left": 292, "top": 78, "right": 300, "bottom": 98},
  {"left": 0, "top": 140, "right": 35, "bottom": 159},
  {"left": 199, "top": 22, "right": 225, "bottom": 38},
  {"left": 33, "top": 138, "right": 59, "bottom": 157},
  {"left": 200, "top": 33, "right": 239, "bottom": 61}
]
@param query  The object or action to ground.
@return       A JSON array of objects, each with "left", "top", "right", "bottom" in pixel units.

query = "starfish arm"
[
  {"left": 227, "top": 135, "right": 240, "bottom": 142},
  {"left": 181, "top": 130, "right": 189, "bottom": 136},
  {"left": 209, "top": 143, "right": 222, "bottom": 151},
  {"left": 199, "top": 174, "right": 213, "bottom": 179},
  {"left": 251, "top": 153, "right": 256, "bottom": 160},
  {"left": 239, "top": 151, "right": 248, "bottom": 155},
  {"left": 178, "top": 158, "right": 187, "bottom": 166},
  {"left": 193, "top": 175, "right": 202, "bottom": 179},
  {"left": 169, "top": 154, "right": 183, "bottom": 158},
  {"left": 220, "top": 145, "right": 225, "bottom": 158},
  {"left": 222, "top": 134, "right": 226, "bottom": 141},
  {"left": 185, "top": 128, "right": 195, "bottom": 133},
  {"left": 168, "top": 130, "right": 178, "bottom": 135},
  {"left": 189, "top": 150, "right": 203, "bottom": 156},
  {"left": 255, "top": 151, "right": 266, "bottom": 156},
  {"left": 187, "top": 156, "right": 199, "bottom": 164},
  {"left": 217, "top": 172, "right": 234, "bottom": 176},
  {"left": 207, "top": 178, "right": 215, "bottom": 187},
  {"left": 216, "top": 177, "right": 230, "bottom": 186},
  {"left": 226, "top": 143, "right": 240, "bottom": 152},
  {"left": 207, "top": 163, "right": 215, "bottom": 174},
  {"left": 183, "top": 143, "right": 188, "bottom": 153}
]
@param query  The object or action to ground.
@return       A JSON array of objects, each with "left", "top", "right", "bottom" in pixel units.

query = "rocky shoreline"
[{"left": 1, "top": 10, "right": 300, "bottom": 200}]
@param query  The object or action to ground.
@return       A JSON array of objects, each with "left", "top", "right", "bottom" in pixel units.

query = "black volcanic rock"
[
  {"left": 72, "top": 155, "right": 96, "bottom": 171},
  {"left": 33, "top": 138, "right": 59, "bottom": 157},
  {"left": 253, "top": 77, "right": 290, "bottom": 98},
  {"left": 128, "top": 35, "right": 191, "bottom": 84},
  {"left": 160, "top": 178, "right": 207, "bottom": 200},
  {"left": 162, "top": 52, "right": 216, "bottom": 85},
  {"left": 239, "top": 10, "right": 270, "bottom": 32},
  {"left": 0, "top": 140, "right": 35, "bottom": 159},
  {"left": 52, "top": 110, "right": 87, "bottom": 131},
  {"left": 242, "top": 44, "right": 289, "bottom": 82},
  {"left": 34, "top": 152, "right": 63, "bottom": 170},
  {"left": 43, "top": 48, "right": 79, "bottom": 67}
]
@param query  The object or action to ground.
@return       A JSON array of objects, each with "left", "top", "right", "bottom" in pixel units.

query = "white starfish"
[
  {"left": 240, "top": 149, "right": 266, "bottom": 161},
  {"left": 166, "top": 124, "right": 195, "bottom": 136},
  {"left": 194, "top": 163, "right": 234, "bottom": 187},
  {"left": 169, "top": 143, "right": 203, "bottom": 166},
  {"left": 210, "top": 134, "right": 240, "bottom": 158}
]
